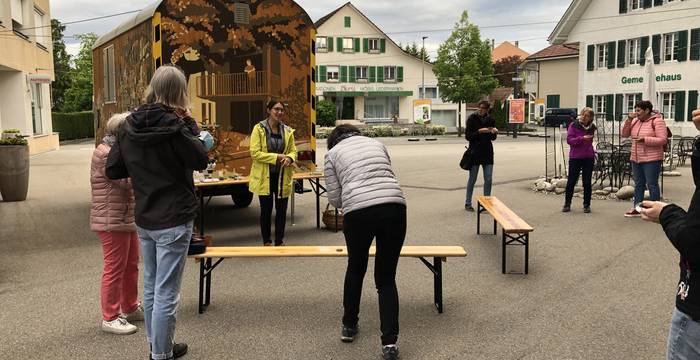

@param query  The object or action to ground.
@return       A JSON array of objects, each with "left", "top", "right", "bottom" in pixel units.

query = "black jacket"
[
  {"left": 659, "top": 149, "right": 700, "bottom": 320},
  {"left": 465, "top": 112, "right": 497, "bottom": 165},
  {"left": 106, "top": 103, "right": 209, "bottom": 230}
]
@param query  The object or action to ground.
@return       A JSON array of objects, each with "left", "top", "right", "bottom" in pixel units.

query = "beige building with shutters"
[
  {"left": 549, "top": 0, "right": 700, "bottom": 136},
  {"left": 314, "top": 2, "right": 464, "bottom": 130},
  {"left": 0, "top": 0, "right": 56, "bottom": 154}
]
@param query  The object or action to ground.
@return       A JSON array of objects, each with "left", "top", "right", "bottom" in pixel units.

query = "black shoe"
[
  {"left": 341, "top": 325, "right": 358, "bottom": 342},
  {"left": 583, "top": 206, "right": 591, "bottom": 213},
  {"left": 465, "top": 204, "right": 475, "bottom": 212},
  {"left": 149, "top": 343, "right": 188, "bottom": 360},
  {"left": 562, "top": 205, "right": 571, "bottom": 213},
  {"left": 382, "top": 345, "right": 400, "bottom": 360}
]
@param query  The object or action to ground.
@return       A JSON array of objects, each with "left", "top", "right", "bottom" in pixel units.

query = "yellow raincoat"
[{"left": 248, "top": 121, "right": 297, "bottom": 198}]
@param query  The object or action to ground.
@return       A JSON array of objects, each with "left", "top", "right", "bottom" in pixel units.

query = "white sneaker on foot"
[
  {"left": 122, "top": 303, "right": 144, "bottom": 322},
  {"left": 101, "top": 317, "right": 137, "bottom": 335}
]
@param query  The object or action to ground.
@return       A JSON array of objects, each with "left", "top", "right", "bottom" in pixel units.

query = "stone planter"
[{"left": 0, "top": 145, "right": 29, "bottom": 201}]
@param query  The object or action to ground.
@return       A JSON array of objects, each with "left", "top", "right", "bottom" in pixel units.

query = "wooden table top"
[
  {"left": 192, "top": 245, "right": 467, "bottom": 259},
  {"left": 194, "top": 171, "right": 324, "bottom": 188}
]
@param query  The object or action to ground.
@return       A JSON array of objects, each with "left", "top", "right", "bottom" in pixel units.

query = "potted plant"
[{"left": 0, "top": 130, "right": 29, "bottom": 202}]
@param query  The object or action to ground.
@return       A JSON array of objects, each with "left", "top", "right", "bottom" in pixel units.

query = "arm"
[
  {"left": 487, "top": 117, "right": 497, "bottom": 141},
  {"left": 324, "top": 153, "right": 342, "bottom": 209},
  {"left": 567, "top": 126, "right": 584, "bottom": 146},
  {"left": 660, "top": 188, "right": 700, "bottom": 260},
  {"left": 285, "top": 131, "right": 298, "bottom": 163},
  {"left": 106, "top": 139, "right": 129, "bottom": 180},
  {"left": 645, "top": 119, "right": 668, "bottom": 147},
  {"left": 172, "top": 128, "right": 209, "bottom": 171},
  {"left": 465, "top": 116, "right": 479, "bottom": 142},
  {"left": 621, "top": 118, "right": 633, "bottom": 138},
  {"left": 249, "top": 126, "right": 279, "bottom": 165}
]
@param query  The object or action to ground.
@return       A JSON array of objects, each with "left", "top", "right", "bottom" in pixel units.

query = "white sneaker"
[
  {"left": 122, "top": 303, "right": 144, "bottom": 322},
  {"left": 101, "top": 317, "right": 137, "bottom": 335}
]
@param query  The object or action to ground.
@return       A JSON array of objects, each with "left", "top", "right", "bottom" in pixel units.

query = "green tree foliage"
[
  {"left": 51, "top": 19, "right": 72, "bottom": 111},
  {"left": 433, "top": 11, "right": 497, "bottom": 104},
  {"left": 493, "top": 55, "right": 522, "bottom": 88},
  {"left": 402, "top": 42, "right": 430, "bottom": 62},
  {"left": 316, "top": 100, "right": 337, "bottom": 127},
  {"left": 491, "top": 99, "right": 508, "bottom": 130},
  {"left": 61, "top": 33, "right": 97, "bottom": 112}
]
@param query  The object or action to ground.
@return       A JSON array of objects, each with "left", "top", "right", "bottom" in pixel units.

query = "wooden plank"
[
  {"left": 192, "top": 245, "right": 467, "bottom": 259},
  {"left": 477, "top": 196, "right": 533, "bottom": 233}
]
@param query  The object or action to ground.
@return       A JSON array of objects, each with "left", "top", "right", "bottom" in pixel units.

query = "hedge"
[{"left": 52, "top": 111, "right": 94, "bottom": 141}]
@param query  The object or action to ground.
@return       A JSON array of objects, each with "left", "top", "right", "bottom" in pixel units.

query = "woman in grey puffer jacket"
[{"left": 324, "top": 125, "right": 406, "bottom": 360}]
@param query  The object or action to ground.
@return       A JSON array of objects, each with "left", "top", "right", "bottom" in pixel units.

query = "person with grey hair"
[
  {"left": 107, "top": 64, "right": 209, "bottom": 360},
  {"left": 91, "top": 112, "right": 143, "bottom": 335}
]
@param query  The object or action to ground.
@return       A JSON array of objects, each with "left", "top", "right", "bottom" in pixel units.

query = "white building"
[
  {"left": 549, "top": 0, "right": 700, "bottom": 136},
  {"left": 314, "top": 2, "right": 464, "bottom": 130}
]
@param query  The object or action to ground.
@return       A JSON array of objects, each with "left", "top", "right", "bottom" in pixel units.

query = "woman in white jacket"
[{"left": 324, "top": 124, "right": 406, "bottom": 360}]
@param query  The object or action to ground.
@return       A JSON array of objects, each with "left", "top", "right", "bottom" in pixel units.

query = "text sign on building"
[
  {"left": 508, "top": 99, "right": 525, "bottom": 124},
  {"left": 28, "top": 74, "right": 52, "bottom": 84},
  {"left": 620, "top": 73, "right": 682, "bottom": 84},
  {"left": 413, "top": 99, "right": 431, "bottom": 124}
]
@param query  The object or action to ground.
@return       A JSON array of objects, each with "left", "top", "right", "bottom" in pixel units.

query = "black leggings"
[
  {"left": 564, "top": 158, "right": 594, "bottom": 207},
  {"left": 259, "top": 174, "right": 288, "bottom": 245},
  {"left": 342, "top": 203, "right": 406, "bottom": 345}
]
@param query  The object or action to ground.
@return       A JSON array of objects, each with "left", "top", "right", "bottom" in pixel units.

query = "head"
[
  {"left": 266, "top": 99, "right": 285, "bottom": 122},
  {"left": 327, "top": 124, "right": 361, "bottom": 150},
  {"left": 478, "top": 101, "right": 491, "bottom": 116},
  {"left": 579, "top": 107, "right": 594, "bottom": 125},
  {"left": 104, "top": 112, "right": 131, "bottom": 137},
  {"left": 246, "top": 59, "right": 252, "bottom": 65},
  {"left": 634, "top": 100, "right": 653, "bottom": 120},
  {"left": 145, "top": 64, "right": 189, "bottom": 109}
]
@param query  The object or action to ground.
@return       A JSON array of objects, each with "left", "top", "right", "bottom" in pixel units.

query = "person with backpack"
[{"left": 621, "top": 100, "right": 668, "bottom": 218}]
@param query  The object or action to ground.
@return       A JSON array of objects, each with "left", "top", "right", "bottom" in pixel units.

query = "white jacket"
[{"left": 324, "top": 136, "right": 406, "bottom": 215}]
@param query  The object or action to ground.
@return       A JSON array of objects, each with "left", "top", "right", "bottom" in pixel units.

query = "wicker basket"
[{"left": 322, "top": 203, "right": 343, "bottom": 231}]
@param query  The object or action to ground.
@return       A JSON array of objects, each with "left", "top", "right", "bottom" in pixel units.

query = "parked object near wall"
[{"left": 0, "top": 132, "right": 30, "bottom": 202}]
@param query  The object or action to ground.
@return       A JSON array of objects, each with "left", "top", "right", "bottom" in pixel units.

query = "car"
[{"left": 544, "top": 108, "right": 577, "bottom": 127}]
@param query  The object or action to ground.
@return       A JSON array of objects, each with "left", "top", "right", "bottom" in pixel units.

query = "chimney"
[
  {"left": 491, "top": 39, "right": 495, "bottom": 50},
  {"left": 515, "top": 41, "right": 519, "bottom": 48}
]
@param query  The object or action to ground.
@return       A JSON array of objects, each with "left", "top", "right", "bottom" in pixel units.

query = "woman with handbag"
[
  {"left": 464, "top": 101, "right": 498, "bottom": 211},
  {"left": 562, "top": 107, "right": 597, "bottom": 213}
]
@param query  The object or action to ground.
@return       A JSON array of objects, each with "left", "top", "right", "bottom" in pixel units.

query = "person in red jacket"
[
  {"left": 640, "top": 108, "right": 700, "bottom": 359},
  {"left": 90, "top": 112, "right": 143, "bottom": 335}
]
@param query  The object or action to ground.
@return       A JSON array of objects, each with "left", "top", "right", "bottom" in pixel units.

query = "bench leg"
[
  {"left": 502, "top": 233, "right": 529, "bottom": 275},
  {"left": 493, "top": 219, "right": 497, "bottom": 235},
  {"left": 197, "top": 258, "right": 225, "bottom": 314},
  {"left": 525, "top": 233, "right": 529, "bottom": 275},
  {"left": 434, "top": 257, "right": 443, "bottom": 314},
  {"left": 205, "top": 258, "right": 213, "bottom": 307},
  {"left": 198, "top": 259, "right": 206, "bottom": 314},
  {"left": 476, "top": 203, "right": 481, "bottom": 234},
  {"left": 502, "top": 230, "right": 507, "bottom": 274}
]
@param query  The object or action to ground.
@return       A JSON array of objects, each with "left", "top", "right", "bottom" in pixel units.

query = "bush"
[
  {"left": 2, "top": 129, "right": 20, "bottom": 133},
  {"left": 316, "top": 126, "right": 333, "bottom": 139},
  {"left": 360, "top": 127, "right": 376, "bottom": 137},
  {"left": 52, "top": 111, "right": 94, "bottom": 141},
  {"left": 373, "top": 125, "right": 393, "bottom": 137},
  {"left": 316, "top": 100, "right": 337, "bottom": 127},
  {"left": 0, "top": 135, "right": 28, "bottom": 146},
  {"left": 429, "top": 125, "right": 446, "bottom": 135},
  {"left": 491, "top": 100, "right": 508, "bottom": 130}
]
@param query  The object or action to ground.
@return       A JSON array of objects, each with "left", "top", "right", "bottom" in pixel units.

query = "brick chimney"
[
  {"left": 491, "top": 39, "right": 495, "bottom": 50},
  {"left": 515, "top": 41, "right": 519, "bottom": 48}
]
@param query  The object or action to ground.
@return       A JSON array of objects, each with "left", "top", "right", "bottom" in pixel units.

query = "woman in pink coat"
[
  {"left": 621, "top": 100, "right": 668, "bottom": 218},
  {"left": 90, "top": 112, "right": 143, "bottom": 334}
]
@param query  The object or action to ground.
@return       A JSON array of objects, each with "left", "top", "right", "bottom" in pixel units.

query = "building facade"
[
  {"left": 0, "top": 0, "right": 56, "bottom": 154},
  {"left": 314, "top": 2, "right": 463, "bottom": 130},
  {"left": 550, "top": 0, "right": 700, "bottom": 136},
  {"left": 523, "top": 43, "right": 580, "bottom": 120}
]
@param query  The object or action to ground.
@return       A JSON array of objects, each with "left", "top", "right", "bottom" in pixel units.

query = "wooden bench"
[
  {"left": 476, "top": 196, "right": 534, "bottom": 274},
  {"left": 191, "top": 245, "right": 467, "bottom": 314}
]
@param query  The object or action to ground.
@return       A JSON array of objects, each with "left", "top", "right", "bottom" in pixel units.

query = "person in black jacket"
[
  {"left": 464, "top": 101, "right": 498, "bottom": 211},
  {"left": 640, "top": 109, "right": 700, "bottom": 360},
  {"left": 106, "top": 65, "right": 208, "bottom": 360}
]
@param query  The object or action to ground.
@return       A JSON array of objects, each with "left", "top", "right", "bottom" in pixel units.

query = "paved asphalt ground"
[{"left": 0, "top": 135, "right": 695, "bottom": 359}]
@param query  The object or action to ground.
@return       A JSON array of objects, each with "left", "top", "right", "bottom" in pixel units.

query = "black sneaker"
[
  {"left": 149, "top": 343, "right": 188, "bottom": 360},
  {"left": 382, "top": 345, "right": 400, "bottom": 360},
  {"left": 465, "top": 204, "right": 475, "bottom": 212},
  {"left": 562, "top": 205, "right": 571, "bottom": 213},
  {"left": 341, "top": 325, "right": 358, "bottom": 342},
  {"left": 583, "top": 206, "right": 591, "bottom": 213}
]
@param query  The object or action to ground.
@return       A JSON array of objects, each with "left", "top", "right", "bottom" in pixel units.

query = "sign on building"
[
  {"left": 509, "top": 99, "right": 526, "bottom": 124},
  {"left": 413, "top": 99, "right": 431, "bottom": 124}
]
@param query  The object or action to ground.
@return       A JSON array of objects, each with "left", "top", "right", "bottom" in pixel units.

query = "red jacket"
[
  {"left": 621, "top": 112, "right": 668, "bottom": 163},
  {"left": 90, "top": 143, "right": 136, "bottom": 232}
]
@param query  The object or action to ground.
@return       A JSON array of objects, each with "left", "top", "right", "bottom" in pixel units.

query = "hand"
[
  {"left": 633, "top": 137, "right": 645, "bottom": 143},
  {"left": 478, "top": 128, "right": 491, "bottom": 134},
  {"left": 583, "top": 135, "right": 593, "bottom": 141},
  {"left": 692, "top": 108, "right": 700, "bottom": 132},
  {"left": 277, "top": 154, "right": 286, "bottom": 163},
  {"left": 281, "top": 156, "right": 293, "bottom": 167},
  {"left": 640, "top": 200, "right": 668, "bottom": 223},
  {"left": 175, "top": 107, "right": 193, "bottom": 119},
  {"left": 491, "top": 128, "right": 499, "bottom": 134},
  {"left": 627, "top": 112, "right": 635, "bottom": 121}
]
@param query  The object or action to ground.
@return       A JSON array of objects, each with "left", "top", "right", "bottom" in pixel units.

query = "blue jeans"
[
  {"left": 137, "top": 221, "right": 193, "bottom": 360},
  {"left": 667, "top": 308, "right": 700, "bottom": 359},
  {"left": 466, "top": 164, "right": 493, "bottom": 206},
  {"left": 631, "top": 160, "right": 662, "bottom": 205}
]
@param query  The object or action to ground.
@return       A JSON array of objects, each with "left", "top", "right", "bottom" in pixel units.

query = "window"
[
  {"left": 384, "top": 66, "right": 396, "bottom": 81},
  {"left": 625, "top": 93, "right": 642, "bottom": 114},
  {"left": 663, "top": 32, "right": 678, "bottom": 62},
  {"left": 419, "top": 86, "right": 438, "bottom": 99},
  {"left": 596, "top": 44, "right": 608, "bottom": 69},
  {"left": 34, "top": 8, "right": 47, "bottom": 49},
  {"left": 11, "top": 0, "right": 27, "bottom": 37},
  {"left": 103, "top": 46, "right": 116, "bottom": 103},
  {"left": 326, "top": 66, "right": 339, "bottom": 82},
  {"left": 627, "top": 38, "right": 641, "bottom": 65},
  {"left": 343, "top": 38, "right": 354, "bottom": 52},
  {"left": 344, "top": 16, "right": 351, "bottom": 28},
  {"left": 368, "top": 38, "right": 380, "bottom": 53},
  {"left": 316, "top": 37, "right": 327, "bottom": 52},
  {"left": 355, "top": 66, "right": 368, "bottom": 81},
  {"left": 31, "top": 83, "right": 43, "bottom": 134},
  {"left": 364, "top": 96, "right": 399, "bottom": 120},
  {"left": 660, "top": 92, "right": 676, "bottom": 120},
  {"left": 595, "top": 95, "right": 606, "bottom": 115},
  {"left": 629, "top": 0, "right": 642, "bottom": 10},
  {"left": 233, "top": 3, "right": 251, "bottom": 25}
]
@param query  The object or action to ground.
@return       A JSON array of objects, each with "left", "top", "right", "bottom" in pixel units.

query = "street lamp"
[{"left": 421, "top": 36, "right": 428, "bottom": 99}]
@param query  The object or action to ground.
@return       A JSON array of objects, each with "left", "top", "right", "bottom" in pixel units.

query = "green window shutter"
[
  {"left": 643, "top": 0, "right": 652, "bottom": 8},
  {"left": 605, "top": 94, "right": 614, "bottom": 121},
  {"left": 586, "top": 95, "right": 593, "bottom": 108},
  {"left": 319, "top": 65, "right": 327, "bottom": 82},
  {"left": 369, "top": 66, "right": 376, "bottom": 82},
  {"left": 640, "top": 36, "right": 649, "bottom": 65},
  {"left": 363, "top": 38, "right": 368, "bottom": 53},
  {"left": 377, "top": 66, "right": 384, "bottom": 82},
  {"left": 340, "top": 66, "right": 348, "bottom": 83},
  {"left": 327, "top": 37, "right": 334, "bottom": 52},
  {"left": 337, "top": 37, "right": 343, "bottom": 52},
  {"left": 677, "top": 30, "right": 689, "bottom": 62},
  {"left": 619, "top": 0, "right": 627, "bottom": 13},
  {"left": 617, "top": 40, "right": 626, "bottom": 68},
  {"left": 691, "top": 29, "right": 700, "bottom": 61},
  {"left": 344, "top": 16, "right": 351, "bottom": 28},
  {"left": 675, "top": 91, "right": 686, "bottom": 122},
  {"left": 397, "top": 66, "right": 403, "bottom": 82},
  {"left": 315, "top": 65, "right": 319, "bottom": 82},
  {"left": 607, "top": 41, "right": 616, "bottom": 69},
  {"left": 653, "top": 0, "right": 663, "bottom": 5},
  {"left": 349, "top": 66, "right": 356, "bottom": 83},
  {"left": 380, "top": 39, "right": 386, "bottom": 53},
  {"left": 615, "top": 94, "right": 624, "bottom": 121},
  {"left": 546, "top": 95, "right": 560, "bottom": 108},
  {"left": 587, "top": 45, "right": 595, "bottom": 71},
  {"left": 688, "top": 91, "right": 698, "bottom": 122},
  {"left": 354, "top": 38, "right": 360, "bottom": 53},
  {"left": 652, "top": 34, "right": 661, "bottom": 64}
]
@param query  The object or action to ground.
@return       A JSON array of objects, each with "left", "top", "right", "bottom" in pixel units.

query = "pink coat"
[
  {"left": 90, "top": 143, "right": 136, "bottom": 232},
  {"left": 621, "top": 112, "right": 668, "bottom": 163}
]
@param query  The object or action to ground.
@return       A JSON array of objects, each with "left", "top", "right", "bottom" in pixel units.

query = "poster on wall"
[
  {"left": 509, "top": 99, "right": 525, "bottom": 124},
  {"left": 413, "top": 99, "right": 432, "bottom": 124}
]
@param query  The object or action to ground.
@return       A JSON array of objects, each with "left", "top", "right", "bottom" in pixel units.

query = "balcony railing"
[{"left": 196, "top": 71, "right": 280, "bottom": 98}]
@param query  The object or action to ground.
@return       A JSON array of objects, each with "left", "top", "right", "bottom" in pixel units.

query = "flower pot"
[{"left": 0, "top": 145, "right": 29, "bottom": 201}]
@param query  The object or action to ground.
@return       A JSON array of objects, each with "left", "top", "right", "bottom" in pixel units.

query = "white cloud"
[{"left": 65, "top": 42, "right": 81, "bottom": 58}]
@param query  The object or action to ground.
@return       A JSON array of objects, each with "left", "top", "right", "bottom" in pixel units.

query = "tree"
[
  {"left": 402, "top": 42, "right": 429, "bottom": 62},
  {"left": 433, "top": 11, "right": 498, "bottom": 133},
  {"left": 491, "top": 99, "right": 508, "bottom": 130},
  {"left": 493, "top": 55, "right": 523, "bottom": 88},
  {"left": 51, "top": 19, "right": 72, "bottom": 111},
  {"left": 316, "top": 100, "right": 337, "bottom": 127},
  {"left": 61, "top": 33, "right": 98, "bottom": 112}
]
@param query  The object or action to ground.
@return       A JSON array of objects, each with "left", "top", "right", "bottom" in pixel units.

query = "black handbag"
[{"left": 459, "top": 146, "right": 475, "bottom": 170}]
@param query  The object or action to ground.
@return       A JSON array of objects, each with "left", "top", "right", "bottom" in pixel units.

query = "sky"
[{"left": 51, "top": 0, "right": 572, "bottom": 59}]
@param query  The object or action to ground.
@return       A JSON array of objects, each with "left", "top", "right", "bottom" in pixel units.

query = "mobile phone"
[{"left": 635, "top": 203, "right": 645, "bottom": 213}]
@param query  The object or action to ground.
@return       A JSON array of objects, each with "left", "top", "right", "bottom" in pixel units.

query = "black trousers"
[
  {"left": 342, "top": 203, "right": 406, "bottom": 345},
  {"left": 258, "top": 174, "right": 288, "bottom": 245},
  {"left": 564, "top": 158, "right": 594, "bottom": 207}
]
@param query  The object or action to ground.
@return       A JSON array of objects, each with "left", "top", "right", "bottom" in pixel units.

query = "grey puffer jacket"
[{"left": 324, "top": 136, "right": 405, "bottom": 215}]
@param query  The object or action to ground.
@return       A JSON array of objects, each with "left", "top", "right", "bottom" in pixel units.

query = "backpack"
[{"left": 651, "top": 118, "right": 672, "bottom": 152}]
